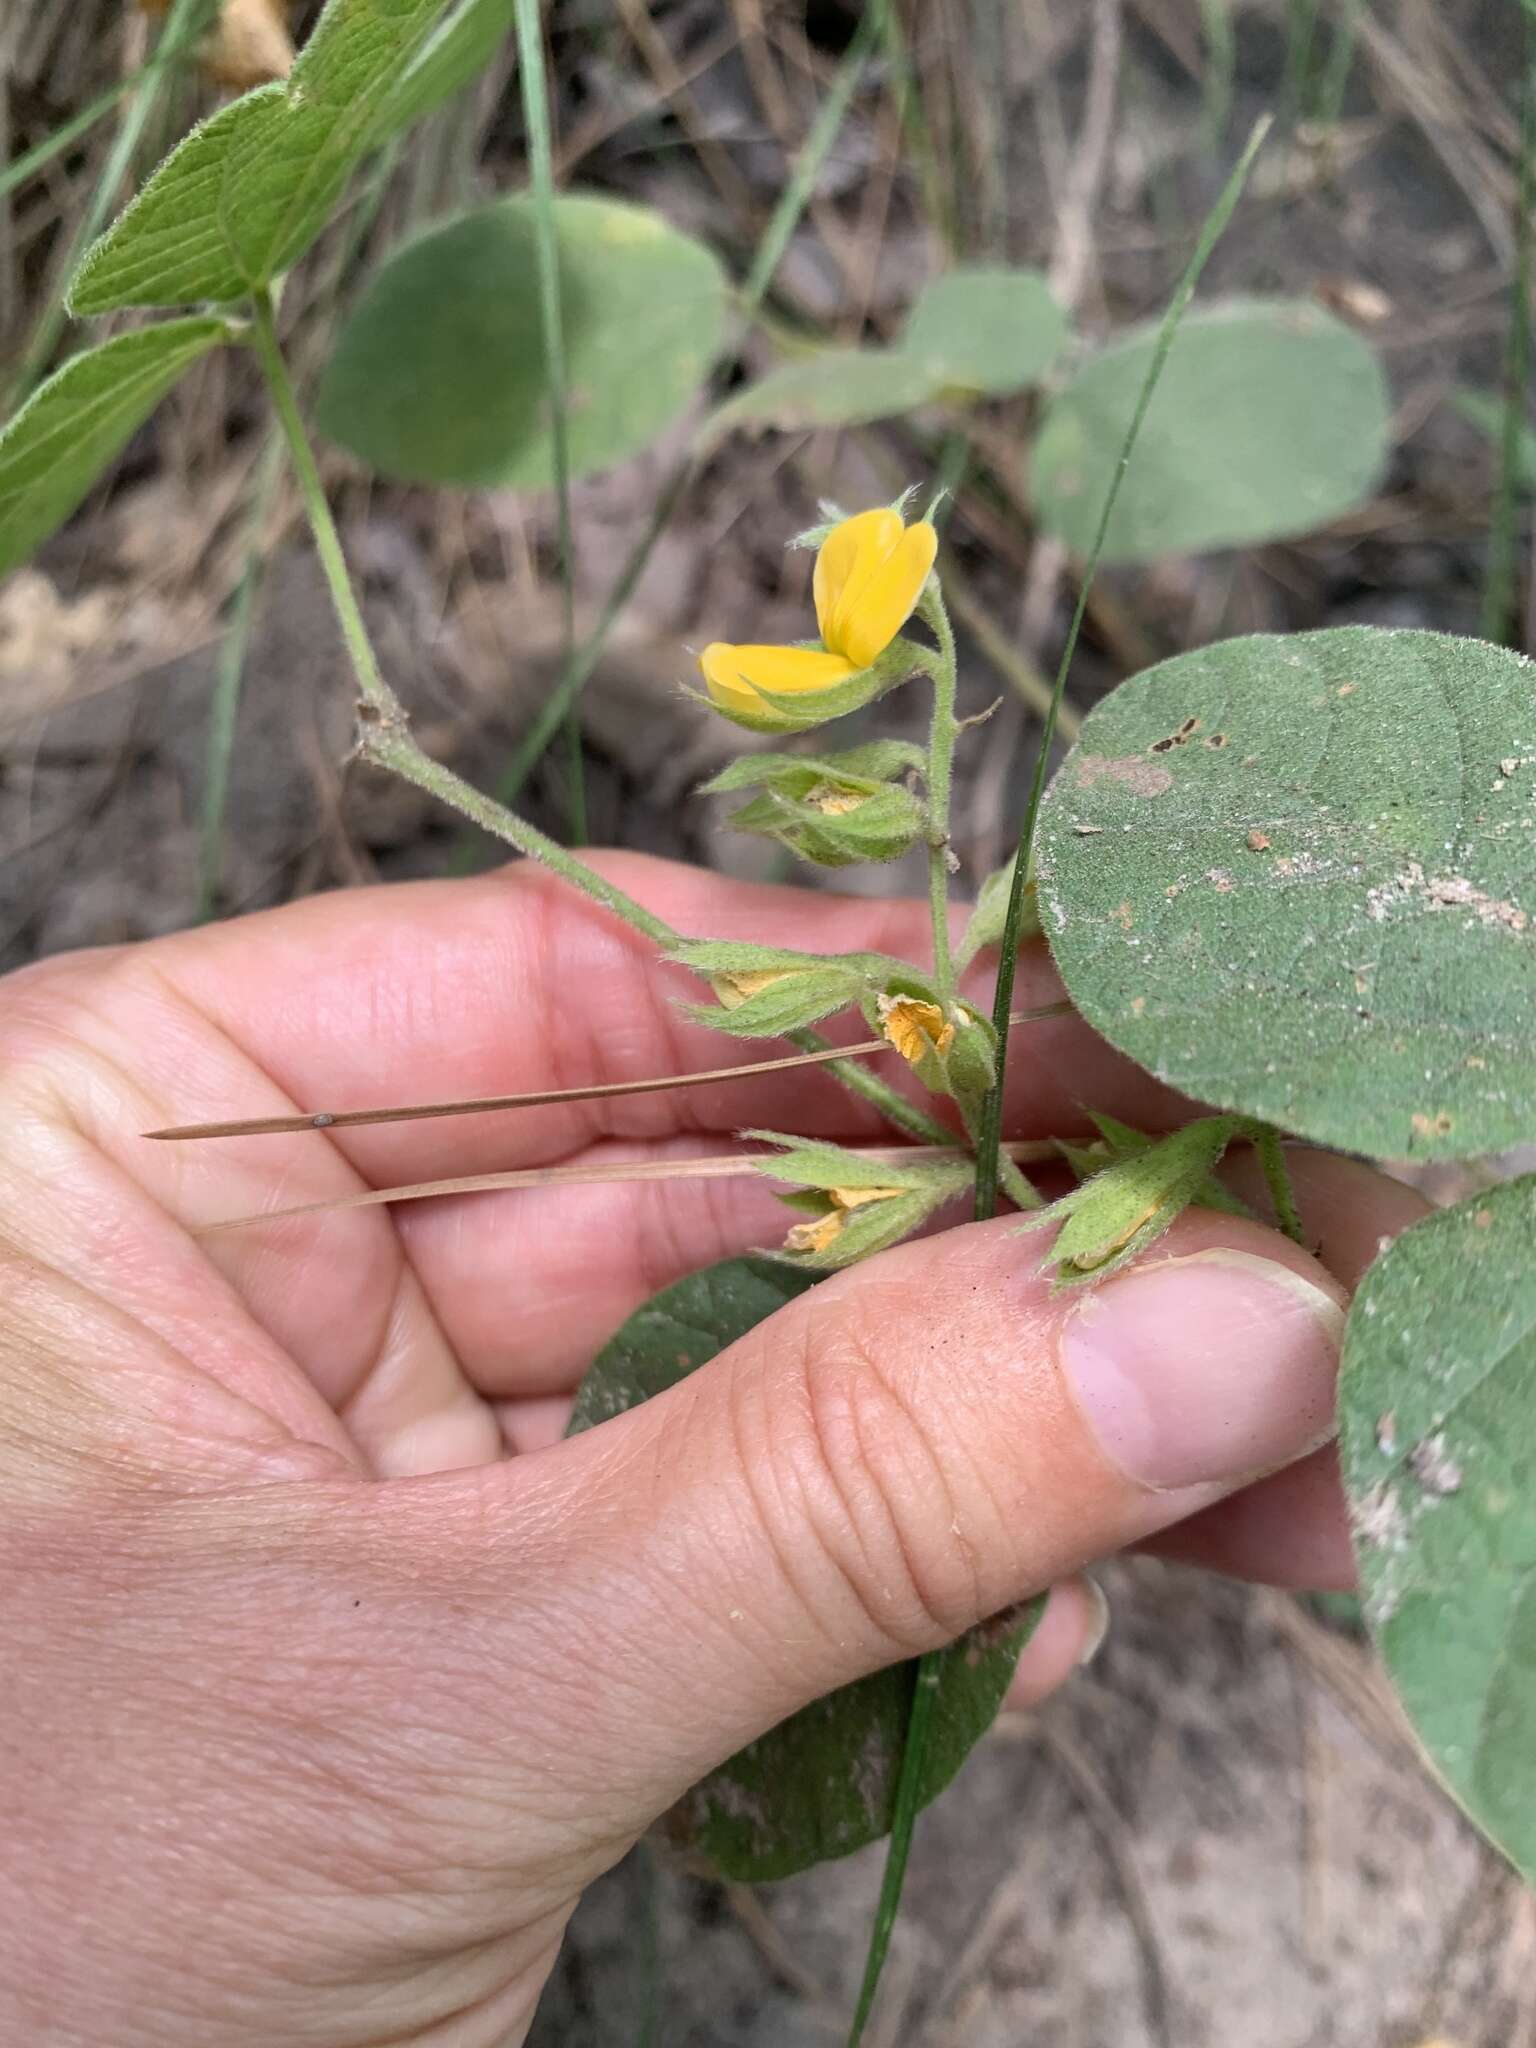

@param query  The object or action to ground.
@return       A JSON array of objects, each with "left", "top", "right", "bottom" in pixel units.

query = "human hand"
[{"left": 0, "top": 852, "right": 1427, "bottom": 2046}]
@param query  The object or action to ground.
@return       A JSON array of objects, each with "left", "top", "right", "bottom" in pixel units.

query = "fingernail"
[
  {"left": 1076, "top": 1574, "right": 1110, "bottom": 1667},
  {"left": 1059, "top": 1248, "right": 1345, "bottom": 1492}
]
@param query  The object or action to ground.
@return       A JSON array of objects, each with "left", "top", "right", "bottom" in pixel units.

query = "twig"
[{"left": 194, "top": 1140, "right": 1060, "bottom": 1235}]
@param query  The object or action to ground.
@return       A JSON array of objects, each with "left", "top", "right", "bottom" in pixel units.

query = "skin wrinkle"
[
  {"left": 717, "top": 1304, "right": 886, "bottom": 1676},
  {"left": 777, "top": 1286, "right": 951, "bottom": 1658},
  {"left": 23, "top": 966, "right": 489, "bottom": 1475}
]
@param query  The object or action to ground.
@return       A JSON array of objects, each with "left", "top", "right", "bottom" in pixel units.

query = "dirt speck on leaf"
[
  {"left": 1077, "top": 753, "right": 1174, "bottom": 796},
  {"left": 1368, "top": 861, "right": 1529, "bottom": 933},
  {"left": 1407, "top": 1433, "right": 1463, "bottom": 1497}
]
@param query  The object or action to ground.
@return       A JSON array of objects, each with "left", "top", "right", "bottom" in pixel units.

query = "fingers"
[
  {"left": 72, "top": 851, "right": 1178, "bottom": 1195},
  {"left": 1144, "top": 1148, "right": 1433, "bottom": 1587},
  {"left": 1002, "top": 1576, "right": 1111, "bottom": 1711},
  {"left": 442, "top": 1203, "right": 1350, "bottom": 1823}
]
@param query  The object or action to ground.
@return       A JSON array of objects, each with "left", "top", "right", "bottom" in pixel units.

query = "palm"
[{"left": 7, "top": 852, "right": 1157, "bottom": 1482}]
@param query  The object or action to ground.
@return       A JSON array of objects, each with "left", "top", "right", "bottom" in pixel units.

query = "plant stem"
[
  {"left": 1254, "top": 1125, "right": 1307, "bottom": 1246},
  {"left": 248, "top": 287, "right": 986, "bottom": 1155},
  {"left": 248, "top": 288, "right": 403, "bottom": 723},
  {"left": 919, "top": 584, "right": 960, "bottom": 1008},
  {"left": 971, "top": 115, "right": 1271, "bottom": 1229}
]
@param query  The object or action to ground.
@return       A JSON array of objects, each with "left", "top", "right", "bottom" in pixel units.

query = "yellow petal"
[
  {"left": 877, "top": 993, "right": 955, "bottom": 1066},
  {"left": 710, "top": 968, "right": 802, "bottom": 1011},
  {"left": 699, "top": 641, "right": 857, "bottom": 714},
  {"left": 835, "top": 519, "right": 938, "bottom": 671},
  {"left": 804, "top": 781, "right": 867, "bottom": 816},
  {"left": 785, "top": 1210, "right": 845, "bottom": 1254},
  {"left": 830, "top": 1185, "right": 907, "bottom": 1210},
  {"left": 813, "top": 508, "right": 904, "bottom": 654}
]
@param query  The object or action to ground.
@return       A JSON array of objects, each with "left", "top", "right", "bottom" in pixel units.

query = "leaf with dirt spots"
[
  {"left": 1340, "top": 1176, "right": 1536, "bottom": 1884},
  {"left": 569, "top": 1258, "right": 1038, "bottom": 1881},
  {"left": 1035, "top": 627, "right": 1536, "bottom": 1161},
  {"left": 1031, "top": 298, "right": 1389, "bottom": 561}
]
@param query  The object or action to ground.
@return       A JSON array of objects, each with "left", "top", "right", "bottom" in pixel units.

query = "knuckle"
[{"left": 756, "top": 1287, "right": 987, "bottom": 1657}]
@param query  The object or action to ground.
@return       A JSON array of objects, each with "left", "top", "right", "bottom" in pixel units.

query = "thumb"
[{"left": 469, "top": 1203, "right": 1346, "bottom": 1831}]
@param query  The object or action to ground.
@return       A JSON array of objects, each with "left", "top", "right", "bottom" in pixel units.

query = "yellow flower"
[
  {"left": 877, "top": 993, "right": 956, "bottom": 1066},
  {"left": 700, "top": 507, "right": 937, "bottom": 717},
  {"left": 782, "top": 1184, "right": 908, "bottom": 1254},
  {"left": 710, "top": 967, "right": 804, "bottom": 1011}
]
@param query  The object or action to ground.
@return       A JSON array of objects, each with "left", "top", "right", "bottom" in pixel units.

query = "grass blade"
[
  {"left": 1483, "top": 28, "right": 1534, "bottom": 646},
  {"left": 973, "top": 114, "right": 1271, "bottom": 1224},
  {"left": 198, "top": 433, "right": 283, "bottom": 920},
  {"left": 846, "top": 113, "right": 1274, "bottom": 2048},
  {"left": 8, "top": 0, "right": 217, "bottom": 401},
  {"left": 468, "top": 0, "right": 882, "bottom": 848},
  {"left": 513, "top": 0, "right": 583, "bottom": 840}
]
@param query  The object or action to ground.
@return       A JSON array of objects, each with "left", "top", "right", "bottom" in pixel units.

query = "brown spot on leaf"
[
  {"left": 1206, "top": 732, "right": 1229, "bottom": 749},
  {"left": 1337, "top": 683, "right": 1357, "bottom": 696},
  {"left": 1111, "top": 900, "right": 1135, "bottom": 931},
  {"left": 1246, "top": 829, "right": 1271, "bottom": 851},
  {"left": 1410, "top": 1110, "right": 1455, "bottom": 1138},
  {"left": 1474, "top": 1207, "right": 1494, "bottom": 1228},
  {"left": 1076, "top": 753, "right": 1174, "bottom": 795}
]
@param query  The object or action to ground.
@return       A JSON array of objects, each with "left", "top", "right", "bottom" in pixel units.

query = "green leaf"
[
  {"left": 315, "top": 193, "right": 727, "bottom": 487},
  {"left": 567, "top": 1256, "right": 817, "bottom": 1433},
  {"left": 70, "top": 0, "right": 452, "bottom": 313},
  {"left": 955, "top": 860, "right": 1041, "bottom": 971},
  {"left": 1035, "top": 626, "right": 1536, "bottom": 1162},
  {"left": 1452, "top": 387, "right": 1536, "bottom": 493},
  {"left": 0, "top": 318, "right": 228, "bottom": 575},
  {"left": 703, "top": 348, "right": 943, "bottom": 440},
  {"left": 902, "top": 264, "right": 1068, "bottom": 395},
  {"left": 1031, "top": 298, "right": 1389, "bottom": 561},
  {"left": 1339, "top": 1176, "right": 1536, "bottom": 1883},
  {"left": 569, "top": 1258, "right": 1036, "bottom": 1880},
  {"left": 699, "top": 739, "right": 926, "bottom": 796},
  {"left": 372, "top": 0, "right": 515, "bottom": 141},
  {"left": 727, "top": 783, "right": 926, "bottom": 867}
]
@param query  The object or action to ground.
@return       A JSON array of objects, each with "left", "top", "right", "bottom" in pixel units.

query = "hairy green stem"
[
  {"left": 919, "top": 584, "right": 960, "bottom": 1009},
  {"left": 250, "top": 289, "right": 993, "bottom": 1161},
  {"left": 1254, "top": 1126, "right": 1307, "bottom": 1246},
  {"left": 249, "top": 289, "right": 404, "bottom": 723}
]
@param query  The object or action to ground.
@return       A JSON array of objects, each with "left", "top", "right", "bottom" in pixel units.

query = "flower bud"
[
  {"left": 746, "top": 1131, "right": 973, "bottom": 1270},
  {"left": 1019, "top": 1115, "right": 1246, "bottom": 1288}
]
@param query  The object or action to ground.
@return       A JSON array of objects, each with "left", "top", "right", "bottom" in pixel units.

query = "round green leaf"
[
  {"left": 570, "top": 1256, "right": 1037, "bottom": 1882},
  {"left": 1031, "top": 298, "right": 1389, "bottom": 561},
  {"left": 1035, "top": 627, "right": 1536, "bottom": 1162},
  {"left": 316, "top": 193, "right": 728, "bottom": 487},
  {"left": 902, "top": 264, "right": 1068, "bottom": 395},
  {"left": 702, "top": 348, "right": 943, "bottom": 442},
  {"left": 1340, "top": 1176, "right": 1536, "bottom": 1883}
]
